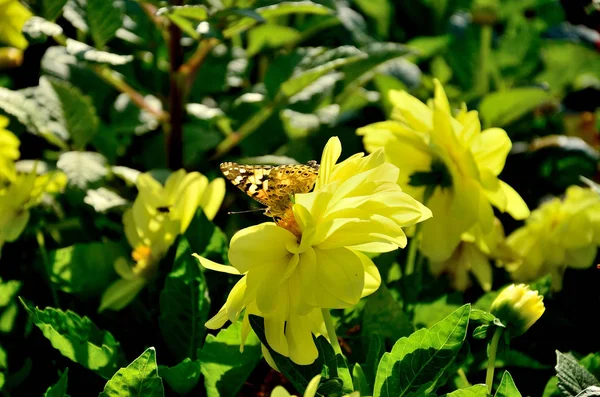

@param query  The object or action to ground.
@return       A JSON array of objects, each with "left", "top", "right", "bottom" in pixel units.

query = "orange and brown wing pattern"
[{"left": 220, "top": 160, "right": 319, "bottom": 219}]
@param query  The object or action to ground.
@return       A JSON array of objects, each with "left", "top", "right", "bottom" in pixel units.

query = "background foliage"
[{"left": 1, "top": 0, "right": 600, "bottom": 396}]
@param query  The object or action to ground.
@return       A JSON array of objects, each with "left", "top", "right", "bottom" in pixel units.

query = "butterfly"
[{"left": 220, "top": 160, "right": 320, "bottom": 220}]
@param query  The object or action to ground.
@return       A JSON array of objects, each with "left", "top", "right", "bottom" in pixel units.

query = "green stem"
[
  {"left": 321, "top": 308, "right": 342, "bottom": 356},
  {"left": 486, "top": 326, "right": 503, "bottom": 393},
  {"left": 404, "top": 224, "right": 421, "bottom": 276},
  {"left": 477, "top": 25, "right": 493, "bottom": 95},
  {"left": 36, "top": 230, "right": 60, "bottom": 308}
]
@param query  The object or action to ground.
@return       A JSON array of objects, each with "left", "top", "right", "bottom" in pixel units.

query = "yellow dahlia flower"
[
  {"left": 0, "top": 169, "right": 66, "bottom": 255},
  {"left": 501, "top": 185, "right": 600, "bottom": 291},
  {"left": 99, "top": 170, "right": 225, "bottom": 311},
  {"left": 195, "top": 136, "right": 431, "bottom": 365},
  {"left": 357, "top": 80, "right": 529, "bottom": 262},
  {"left": 430, "top": 218, "right": 515, "bottom": 292},
  {"left": 0, "top": 116, "right": 19, "bottom": 182},
  {"left": 490, "top": 283, "right": 545, "bottom": 336}
]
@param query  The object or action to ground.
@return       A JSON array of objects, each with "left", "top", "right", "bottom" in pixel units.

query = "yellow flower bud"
[{"left": 490, "top": 284, "right": 545, "bottom": 336}]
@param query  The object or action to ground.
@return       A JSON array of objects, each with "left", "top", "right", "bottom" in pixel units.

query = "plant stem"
[
  {"left": 211, "top": 102, "right": 276, "bottom": 160},
  {"left": 404, "top": 223, "right": 421, "bottom": 276},
  {"left": 179, "top": 38, "right": 219, "bottom": 100},
  {"left": 486, "top": 326, "right": 503, "bottom": 393},
  {"left": 167, "top": 0, "right": 184, "bottom": 170},
  {"left": 477, "top": 25, "right": 493, "bottom": 95},
  {"left": 321, "top": 308, "right": 343, "bottom": 356},
  {"left": 36, "top": 230, "right": 60, "bottom": 308}
]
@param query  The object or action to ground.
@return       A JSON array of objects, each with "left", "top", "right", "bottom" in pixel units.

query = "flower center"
[{"left": 276, "top": 208, "right": 302, "bottom": 240}]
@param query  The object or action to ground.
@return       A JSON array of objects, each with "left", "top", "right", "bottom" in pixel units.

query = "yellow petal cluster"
[
  {"left": 501, "top": 185, "right": 600, "bottom": 291},
  {"left": 0, "top": 169, "right": 67, "bottom": 255},
  {"left": 0, "top": 116, "right": 19, "bottom": 182},
  {"left": 196, "top": 137, "right": 432, "bottom": 365},
  {"left": 430, "top": 218, "right": 515, "bottom": 292},
  {"left": 490, "top": 283, "right": 545, "bottom": 336},
  {"left": 0, "top": 0, "right": 32, "bottom": 50},
  {"left": 99, "top": 170, "right": 225, "bottom": 311},
  {"left": 357, "top": 80, "right": 529, "bottom": 262}
]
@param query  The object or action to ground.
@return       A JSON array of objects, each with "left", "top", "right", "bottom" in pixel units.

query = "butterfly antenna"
[{"left": 227, "top": 208, "right": 265, "bottom": 215}]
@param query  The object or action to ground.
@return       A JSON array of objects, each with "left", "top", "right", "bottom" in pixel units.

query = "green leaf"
[
  {"left": 318, "top": 336, "right": 353, "bottom": 394},
  {"left": 494, "top": 371, "right": 521, "bottom": 397},
  {"left": 158, "top": 237, "right": 210, "bottom": 362},
  {"left": 353, "top": 363, "right": 370, "bottom": 396},
  {"left": 199, "top": 320, "right": 261, "bottom": 397},
  {"left": 66, "top": 39, "right": 133, "bottom": 65},
  {"left": 542, "top": 376, "right": 560, "bottom": 397},
  {"left": 431, "top": 56, "right": 453, "bottom": 84},
  {"left": 0, "top": 301, "right": 19, "bottom": 333},
  {"left": 363, "top": 333, "right": 385, "bottom": 391},
  {"left": 354, "top": 0, "right": 392, "bottom": 37},
  {"left": 414, "top": 294, "right": 462, "bottom": 329},
  {"left": 576, "top": 386, "right": 600, "bottom": 397},
  {"left": 21, "top": 298, "right": 124, "bottom": 379},
  {"left": 44, "top": 368, "right": 69, "bottom": 397},
  {"left": 373, "top": 304, "right": 471, "bottom": 397},
  {"left": 479, "top": 87, "right": 554, "bottom": 128},
  {"left": 184, "top": 209, "right": 228, "bottom": 264},
  {"left": 0, "top": 279, "right": 21, "bottom": 307},
  {"left": 87, "top": 0, "right": 123, "bottom": 48},
  {"left": 406, "top": 35, "right": 451, "bottom": 61},
  {"left": 362, "top": 284, "right": 413, "bottom": 342},
  {"left": 247, "top": 24, "right": 301, "bottom": 56},
  {"left": 223, "top": 1, "right": 333, "bottom": 38},
  {"left": 281, "top": 46, "right": 367, "bottom": 98},
  {"left": 556, "top": 351, "right": 600, "bottom": 397},
  {"left": 99, "top": 347, "right": 164, "bottom": 397},
  {"left": 446, "top": 384, "right": 489, "bottom": 396},
  {"left": 48, "top": 77, "right": 99, "bottom": 149},
  {"left": 48, "top": 241, "right": 125, "bottom": 297},
  {"left": 43, "top": 0, "right": 69, "bottom": 21},
  {"left": 373, "top": 74, "right": 406, "bottom": 117},
  {"left": 57, "top": 151, "right": 108, "bottom": 189},
  {"left": 22, "top": 17, "right": 63, "bottom": 43},
  {"left": 156, "top": 5, "right": 208, "bottom": 39},
  {"left": 158, "top": 358, "right": 201, "bottom": 395}
]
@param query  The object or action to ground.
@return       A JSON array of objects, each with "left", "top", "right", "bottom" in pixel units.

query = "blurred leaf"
[
  {"left": 48, "top": 77, "right": 99, "bottom": 148},
  {"left": 87, "top": 0, "right": 123, "bottom": 48},
  {"left": 543, "top": 376, "right": 561, "bottom": 397},
  {"left": 99, "top": 347, "right": 164, "bottom": 397},
  {"left": 373, "top": 304, "right": 471, "bottom": 397},
  {"left": 159, "top": 237, "right": 210, "bottom": 362},
  {"left": 556, "top": 351, "right": 600, "bottom": 397},
  {"left": 48, "top": 241, "right": 125, "bottom": 297},
  {"left": 84, "top": 187, "right": 128, "bottom": 213},
  {"left": 373, "top": 73, "right": 406, "bottom": 117},
  {"left": 66, "top": 39, "right": 133, "bottom": 65},
  {"left": 414, "top": 294, "right": 462, "bottom": 329},
  {"left": 495, "top": 15, "right": 540, "bottom": 82},
  {"left": 0, "top": 0, "right": 32, "bottom": 49},
  {"left": 184, "top": 209, "right": 228, "bottom": 264},
  {"left": 42, "top": 0, "right": 69, "bottom": 21},
  {"left": 22, "top": 17, "right": 63, "bottom": 44},
  {"left": 0, "top": 302, "right": 19, "bottom": 333},
  {"left": 157, "top": 5, "right": 208, "bottom": 39},
  {"left": 57, "top": 151, "right": 108, "bottom": 189},
  {"left": 21, "top": 298, "right": 124, "bottom": 379},
  {"left": 199, "top": 320, "right": 261, "bottom": 397},
  {"left": 479, "top": 87, "right": 554, "bottom": 128},
  {"left": 0, "top": 279, "right": 21, "bottom": 307},
  {"left": 44, "top": 368, "right": 69, "bottom": 397},
  {"left": 406, "top": 35, "right": 451, "bottom": 61},
  {"left": 576, "top": 386, "right": 600, "bottom": 397},
  {"left": 446, "top": 384, "right": 488, "bottom": 396},
  {"left": 362, "top": 284, "right": 413, "bottom": 342},
  {"left": 247, "top": 24, "right": 301, "bottom": 56},
  {"left": 224, "top": 1, "right": 333, "bottom": 38},
  {"left": 495, "top": 371, "right": 522, "bottom": 397},
  {"left": 63, "top": 0, "right": 88, "bottom": 32},
  {"left": 158, "top": 358, "right": 201, "bottom": 395},
  {"left": 431, "top": 55, "right": 452, "bottom": 84},
  {"left": 446, "top": 24, "right": 480, "bottom": 90},
  {"left": 354, "top": 0, "right": 392, "bottom": 37},
  {"left": 331, "top": 0, "right": 372, "bottom": 45},
  {"left": 494, "top": 350, "right": 549, "bottom": 370}
]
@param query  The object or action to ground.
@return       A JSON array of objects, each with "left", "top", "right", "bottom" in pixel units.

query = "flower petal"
[
  {"left": 472, "top": 128, "right": 511, "bottom": 176},
  {"left": 316, "top": 136, "right": 342, "bottom": 190},
  {"left": 312, "top": 247, "right": 364, "bottom": 307},
  {"left": 193, "top": 253, "right": 241, "bottom": 275},
  {"left": 287, "top": 314, "right": 319, "bottom": 365},
  {"left": 98, "top": 278, "right": 146, "bottom": 312},
  {"left": 200, "top": 178, "right": 226, "bottom": 220}
]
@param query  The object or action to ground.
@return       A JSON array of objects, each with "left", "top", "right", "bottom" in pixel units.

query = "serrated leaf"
[
  {"left": 66, "top": 39, "right": 132, "bottom": 65},
  {"left": 43, "top": 0, "right": 69, "bottom": 21},
  {"left": 576, "top": 386, "right": 600, "bottom": 397},
  {"left": 373, "top": 304, "right": 471, "bottom": 397},
  {"left": 44, "top": 368, "right": 69, "bottom": 397},
  {"left": 99, "top": 347, "right": 164, "bottom": 397},
  {"left": 21, "top": 298, "right": 124, "bottom": 379},
  {"left": 556, "top": 351, "right": 600, "bottom": 397},
  {"left": 48, "top": 78, "right": 99, "bottom": 148},
  {"left": 48, "top": 241, "right": 126, "bottom": 297},
  {"left": 223, "top": 1, "right": 333, "bottom": 38},
  {"left": 57, "top": 151, "right": 108, "bottom": 189},
  {"left": 22, "top": 17, "right": 63, "bottom": 43},
  {"left": 158, "top": 358, "right": 201, "bottom": 395},
  {"left": 495, "top": 371, "right": 522, "bottom": 397},
  {"left": 159, "top": 237, "right": 210, "bottom": 362},
  {"left": 87, "top": 0, "right": 123, "bottom": 47},
  {"left": 446, "top": 384, "right": 489, "bottom": 396},
  {"left": 479, "top": 88, "right": 554, "bottom": 128},
  {"left": 199, "top": 320, "right": 261, "bottom": 397}
]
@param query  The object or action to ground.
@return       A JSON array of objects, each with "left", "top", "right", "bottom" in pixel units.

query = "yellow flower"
[
  {"left": 0, "top": 0, "right": 32, "bottom": 50},
  {"left": 430, "top": 218, "right": 516, "bottom": 292},
  {"left": 0, "top": 169, "right": 67, "bottom": 255},
  {"left": 357, "top": 80, "right": 529, "bottom": 262},
  {"left": 0, "top": 116, "right": 19, "bottom": 182},
  {"left": 195, "top": 137, "right": 431, "bottom": 365},
  {"left": 271, "top": 375, "right": 361, "bottom": 397},
  {"left": 490, "top": 283, "right": 545, "bottom": 336},
  {"left": 501, "top": 185, "right": 600, "bottom": 291},
  {"left": 99, "top": 169, "right": 225, "bottom": 311}
]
